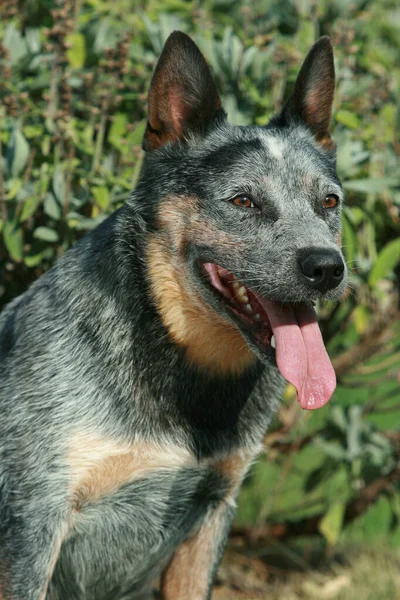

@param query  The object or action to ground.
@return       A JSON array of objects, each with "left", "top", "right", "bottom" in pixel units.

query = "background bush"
[{"left": 1, "top": 0, "right": 399, "bottom": 554}]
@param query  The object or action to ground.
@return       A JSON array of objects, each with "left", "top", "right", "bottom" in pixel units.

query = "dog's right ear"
[
  {"left": 143, "top": 31, "right": 224, "bottom": 151},
  {"left": 280, "top": 37, "right": 335, "bottom": 150}
]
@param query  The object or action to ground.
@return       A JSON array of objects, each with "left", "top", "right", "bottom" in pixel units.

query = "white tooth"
[
  {"left": 271, "top": 335, "right": 276, "bottom": 348},
  {"left": 236, "top": 286, "right": 248, "bottom": 304},
  {"left": 232, "top": 280, "right": 240, "bottom": 290},
  {"left": 254, "top": 313, "right": 261, "bottom": 321},
  {"left": 237, "top": 293, "right": 249, "bottom": 305},
  {"left": 243, "top": 303, "right": 253, "bottom": 314}
]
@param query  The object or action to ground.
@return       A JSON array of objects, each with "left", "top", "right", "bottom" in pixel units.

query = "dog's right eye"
[{"left": 232, "top": 195, "right": 255, "bottom": 208}]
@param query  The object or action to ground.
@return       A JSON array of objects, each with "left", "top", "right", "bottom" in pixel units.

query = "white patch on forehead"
[{"left": 264, "top": 136, "right": 286, "bottom": 160}]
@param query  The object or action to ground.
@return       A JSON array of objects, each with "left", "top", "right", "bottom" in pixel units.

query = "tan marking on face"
[
  {"left": 68, "top": 432, "right": 197, "bottom": 508},
  {"left": 147, "top": 197, "right": 256, "bottom": 376}
]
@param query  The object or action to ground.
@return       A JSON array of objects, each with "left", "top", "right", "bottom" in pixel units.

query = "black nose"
[{"left": 298, "top": 249, "right": 344, "bottom": 293}]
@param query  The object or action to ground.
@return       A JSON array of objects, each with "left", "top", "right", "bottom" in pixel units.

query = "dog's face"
[{"left": 140, "top": 32, "right": 347, "bottom": 410}]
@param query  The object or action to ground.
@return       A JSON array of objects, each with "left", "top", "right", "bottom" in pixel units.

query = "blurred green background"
[{"left": 0, "top": 0, "right": 399, "bottom": 597}]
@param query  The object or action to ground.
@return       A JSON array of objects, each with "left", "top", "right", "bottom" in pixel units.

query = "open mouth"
[
  {"left": 202, "top": 262, "right": 336, "bottom": 411},
  {"left": 202, "top": 263, "right": 275, "bottom": 353}
]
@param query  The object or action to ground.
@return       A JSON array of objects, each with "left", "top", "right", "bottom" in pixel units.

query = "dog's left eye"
[
  {"left": 323, "top": 194, "right": 339, "bottom": 209},
  {"left": 232, "top": 195, "right": 255, "bottom": 208}
]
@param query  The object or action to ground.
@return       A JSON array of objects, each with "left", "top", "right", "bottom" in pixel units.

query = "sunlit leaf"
[
  {"left": 92, "top": 186, "right": 110, "bottom": 210},
  {"left": 369, "top": 238, "right": 400, "bottom": 287},
  {"left": 108, "top": 113, "right": 128, "bottom": 149},
  {"left": 24, "top": 241, "right": 54, "bottom": 267},
  {"left": 53, "top": 166, "right": 66, "bottom": 204},
  {"left": 343, "top": 177, "right": 399, "bottom": 194},
  {"left": 6, "top": 128, "right": 30, "bottom": 177},
  {"left": 3, "top": 220, "right": 23, "bottom": 262},
  {"left": 44, "top": 192, "right": 62, "bottom": 220},
  {"left": 336, "top": 110, "right": 360, "bottom": 129},
  {"left": 66, "top": 33, "right": 86, "bottom": 68},
  {"left": 33, "top": 226, "right": 59, "bottom": 242},
  {"left": 20, "top": 195, "right": 42, "bottom": 222},
  {"left": 319, "top": 502, "right": 345, "bottom": 546}
]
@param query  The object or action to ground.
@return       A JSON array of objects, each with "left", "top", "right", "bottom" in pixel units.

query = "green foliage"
[{"left": 1, "top": 0, "right": 399, "bottom": 548}]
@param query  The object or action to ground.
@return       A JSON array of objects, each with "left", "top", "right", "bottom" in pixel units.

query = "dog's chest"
[{"left": 50, "top": 432, "right": 254, "bottom": 599}]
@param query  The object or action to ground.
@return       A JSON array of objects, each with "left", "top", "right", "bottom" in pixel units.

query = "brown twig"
[
  {"left": 92, "top": 95, "right": 109, "bottom": 173},
  {"left": 63, "top": 143, "right": 75, "bottom": 220},
  {"left": 332, "top": 314, "right": 399, "bottom": 377},
  {"left": 0, "top": 135, "right": 7, "bottom": 222}
]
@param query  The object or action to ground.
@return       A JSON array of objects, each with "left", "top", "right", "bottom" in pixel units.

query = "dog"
[{"left": 0, "top": 31, "right": 347, "bottom": 600}]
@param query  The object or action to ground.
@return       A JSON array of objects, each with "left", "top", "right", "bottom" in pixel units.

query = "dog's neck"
[{"left": 145, "top": 231, "right": 256, "bottom": 378}]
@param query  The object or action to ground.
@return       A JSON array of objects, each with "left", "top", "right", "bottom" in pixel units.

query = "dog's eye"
[
  {"left": 232, "top": 195, "right": 255, "bottom": 208},
  {"left": 323, "top": 194, "right": 339, "bottom": 209}
]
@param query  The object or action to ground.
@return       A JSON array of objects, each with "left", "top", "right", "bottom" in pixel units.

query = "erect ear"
[
  {"left": 143, "top": 31, "right": 224, "bottom": 151},
  {"left": 281, "top": 37, "right": 335, "bottom": 150}
]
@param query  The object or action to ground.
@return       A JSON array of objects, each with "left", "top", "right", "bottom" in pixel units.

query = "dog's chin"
[{"left": 197, "top": 262, "right": 276, "bottom": 362}]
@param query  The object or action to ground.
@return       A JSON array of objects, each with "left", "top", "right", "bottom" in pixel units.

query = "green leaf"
[
  {"left": 3, "top": 220, "right": 23, "bottom": 262},
  {"left": 20, "top": 195, "right": 42, "bottom": 222},
  {"left": 343, "top": 177, "right": 399, "bottom": 194},
  {"left": 41, "top": 135, "right": 51, "bottom": 156},
  {"left": 129, "top": 120, "right": 147, "bottom": 146},
  {"left": 341, "top": 212, "right": 356, "bottom": 265},
  {"left": 108, "top": 113, "right": 128, "bottom": 149},
  {"left": 315, "top": 438, "right": 347, "bottom": 461},
  {"left": 66, "top": 33, "right": 86, "bottom": 68},
  {"left": 72, "top": 215, "right": 107, "bottom": 231},
  {"left": 347, "top": 405, "right": 364, "bottom": 459},
  {"left": 336, "top": 110, "right": 360, "bottom": 129},
  {"left": 44, "top": 192, "right": 62, "bottom": 220},
  {"left": 304, "top": 463, "right": 331, "bottom": 493},
  {"left": 329, "top": 405, "right": 347, "bottom": 433},
  {"left": 23, "top": 125, "right": 44, "bottom": 139},
  {"left": 52, "top": 166, "right": 66, "bottom": 204},
  {"left": 92, "top": 186, "right": 110, "bottom": 210},
  {"left": 4, "top": 24, "right": 27, "bottom": 65},
  {"left": 6, "top": 178, "right": 23, "bottom": 201},
  {"left": 24, "top": 240, "right": 54, "bottom": 267},
  {"left": 33, "top": 226, "right": 59, "bottom": 242},
  {"left": 319, "top": 501, "right": 345, "bottom": 546},
  {"left": 353, "top": 305, "right": 370, "bottom": 335},
  {"left": 6, "top": 128, "right": 30, "bottom": 177},
  {"left": 82, "top": 124, "right": 95, "bottom": 154},
  {"left": 369, "top": 238, "right": 400, "bottom": 287}
]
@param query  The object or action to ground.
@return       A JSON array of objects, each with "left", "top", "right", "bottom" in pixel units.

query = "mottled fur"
[{"left": 0, "top": 32, "right": 346, "bottom": 599}]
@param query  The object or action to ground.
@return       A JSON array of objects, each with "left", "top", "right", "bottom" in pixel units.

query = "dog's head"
[{"left": 139, "top": 32, "right": 347, "bottom": 410}]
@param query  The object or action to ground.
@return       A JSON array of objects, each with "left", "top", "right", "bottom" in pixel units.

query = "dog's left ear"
[
  {"left": 143, "top": 31, "right": 224, "bottom": 151},
  {"left": 281, "top": 37, "right": 335, "bottom": 150}
]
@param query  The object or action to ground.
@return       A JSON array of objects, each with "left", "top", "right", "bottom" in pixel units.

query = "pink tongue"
[{"left": 261, "top": 301, "right": 336, "bottom": 410}]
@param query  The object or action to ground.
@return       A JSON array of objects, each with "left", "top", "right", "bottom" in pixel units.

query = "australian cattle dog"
[{"left": 0, "top": 31, "right": 347, "bottom": 599}]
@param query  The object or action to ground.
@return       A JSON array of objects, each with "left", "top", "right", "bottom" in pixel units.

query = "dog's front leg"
[
  {"left": 0, "top": 504, "right": 67, "bottom": 600},
  {"left": 160, "top": 497, "right": 236, "bottom": 600},
  {"left": 160, "top": 451, "right": 257, "bottom": 600}
]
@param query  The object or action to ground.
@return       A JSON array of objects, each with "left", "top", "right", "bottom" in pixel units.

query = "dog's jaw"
[
  {"left": 202, "top": 262, "right": 336, "bottom": 410},
  {"left": 202, "top": 262, "right": 274, "bottom": 352}
]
